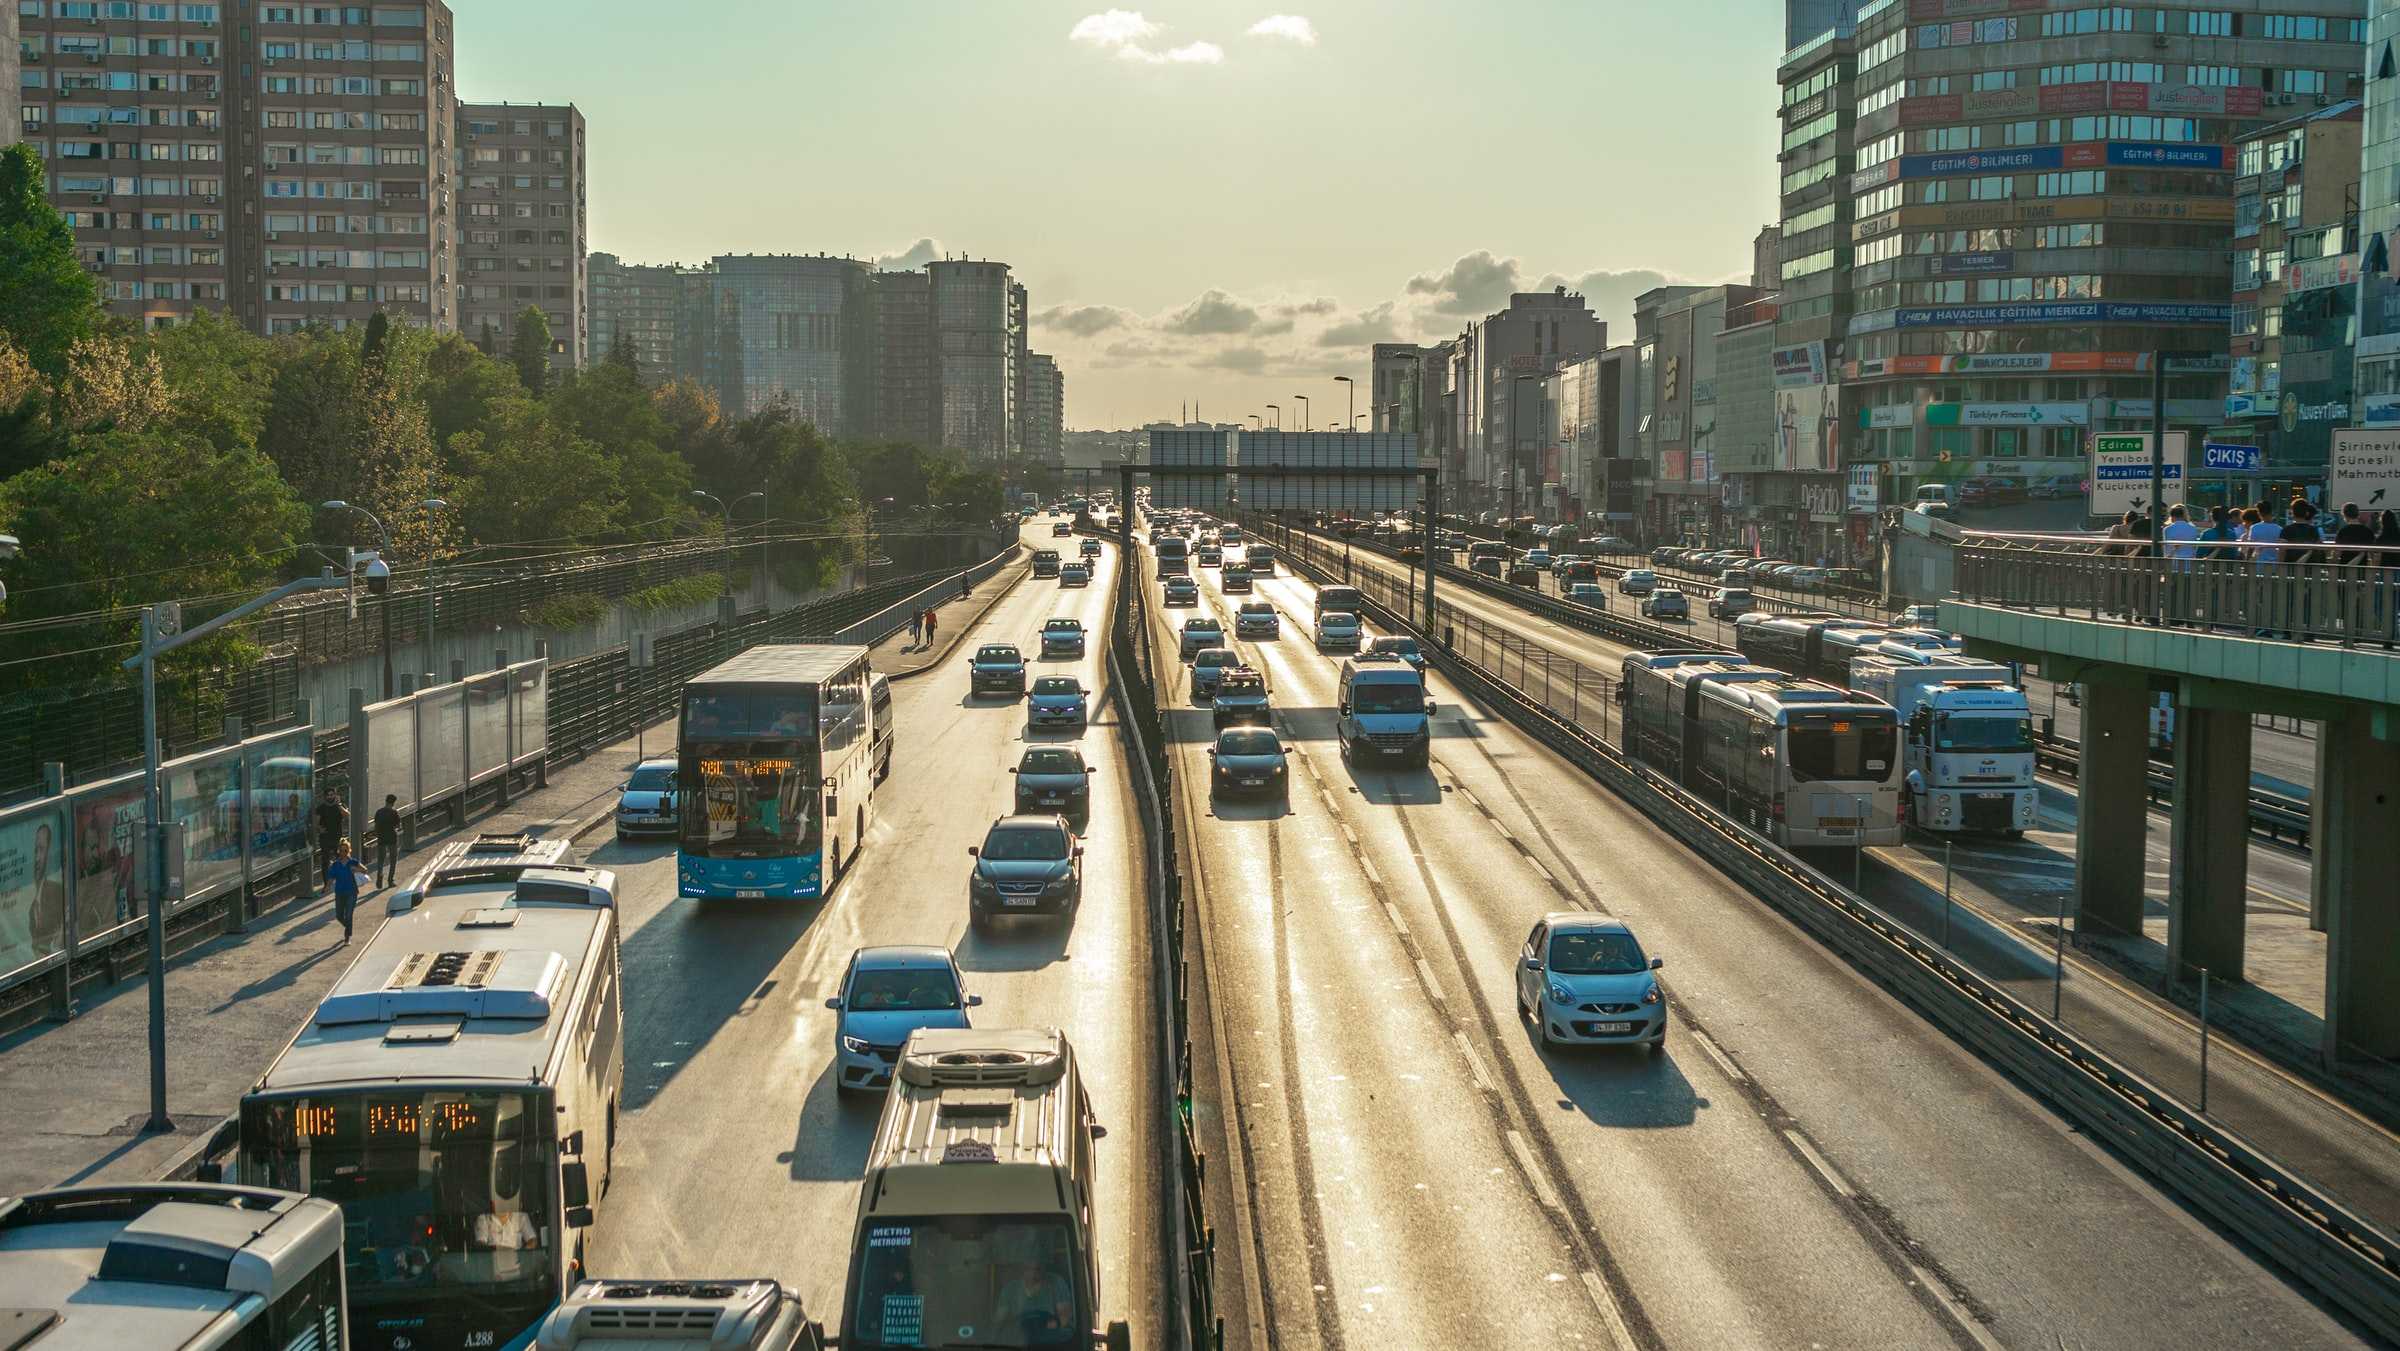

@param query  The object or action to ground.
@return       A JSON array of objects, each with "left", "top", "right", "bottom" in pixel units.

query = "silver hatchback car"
[
  {"left": 826, "top": 945, "right": 980, "bottom": 1097},
  {"left": 1517, "top": 912, "right": 1666, "bottom": 1052}
]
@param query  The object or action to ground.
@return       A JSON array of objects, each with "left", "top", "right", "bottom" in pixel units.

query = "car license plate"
[
  {"left": 735, "top": 889, "right": 765, "bottom": 899},
  {"left": 1040, "top": 796, "right": 1064, "bottom": 805},
  {"left": 1004, "top": 895, "right": 1038, "bottom": 908},
  {"left": 1241, "top": 777, "right": 1264, "bottom": 787},
  {"left": 1818, "top": 816, "right": 1859, "bottom": 829},
  {"left": 1591, "top": 1021, "right": 1634, "bottom": 1034}
]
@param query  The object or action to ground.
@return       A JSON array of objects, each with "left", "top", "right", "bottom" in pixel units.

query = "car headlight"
[
  {"left": 840, "top": 1035, "right": 870, "bottom": 1054},
  {"left": 1046, "top": 875, "right": 1076, "bottom": 892},
  {"left": 1547, "top": 982, "right": 1574, "bottom": 1006},
  {"left": 1641, "top": 987, "right": 1661, "bottom": 1006},
  {"left": 971, "top": 873, "right": 997, "bottom": 893}
]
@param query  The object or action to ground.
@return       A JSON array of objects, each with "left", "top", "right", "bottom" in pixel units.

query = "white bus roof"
[
  {"left": 689, "top": 644, "right": 871, "bottom": 688},
  {"left": 0, "top": 1184, "right": 342, "bottom": 1351},
  {"left": 252, "top": 861, "right": 615, "bottom": 1098}
]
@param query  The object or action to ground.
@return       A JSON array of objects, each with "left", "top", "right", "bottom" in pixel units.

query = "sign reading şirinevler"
[
  {"left": 2088, "top": 432, "right": 2186, "bottom": 517},
  {"left": 2328, "top": 429, "right": 2400, "bottom": 513}
]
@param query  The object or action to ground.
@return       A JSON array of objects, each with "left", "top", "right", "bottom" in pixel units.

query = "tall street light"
[
  {"left": 322, "top": 500, "right": 395, "bottom": 700},
  {"left": 1293, "top": 393, "right": 1310, "bottom": 432},
  {"left": 1248, "top": 414, "right": 1263, "bottom": 431},
  {"left": 1265, "top": 403, "right": 1280, "bottom": 430},
  {"left": 1511, "top": 376, "right": 1540, "bottom": 525},
  {"left": 1333, "top": 375, "right": 1355, "bottom": 432},
  {"left": 419, "top": 498, "right": 452, "bottom": 682},
  {"left": 732, "top": 490, "right": 766, "bottom": 594}
]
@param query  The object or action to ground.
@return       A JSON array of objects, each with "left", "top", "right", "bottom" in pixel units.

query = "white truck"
[{"left": 1850, "top": 653, "right": 2036, "bottom": 837}]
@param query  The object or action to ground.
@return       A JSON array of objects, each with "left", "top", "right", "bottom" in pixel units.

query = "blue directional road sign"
[{"left": 2202, "top": 442, "right": 2264, "bottom": 473}]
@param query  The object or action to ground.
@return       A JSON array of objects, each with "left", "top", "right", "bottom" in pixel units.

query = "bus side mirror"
[
  {"left": 561, "top": 1160, "right": 591, "bottom": 1210},
  {"left": 386, "top": 888, "right": 419, "bottom": 916}
]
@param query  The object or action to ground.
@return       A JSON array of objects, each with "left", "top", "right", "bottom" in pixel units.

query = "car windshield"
[
  {"left": 977, "top": 646, "right": 1020, "bottom": 663},
  {"left": 1219, "top": 729, "right": 1280, "bottom": 755},
  {"left": 1549, "top": 930, "right": 1648, "bottom": 975},
  {"left": 983, "top": 827, "right": 1069, "bottom": 861},
  {"left": 1322, "top": 612, "right": 1358, "bottom": 627},
  {"left": 1021, "top": 748, "right": 1084, "bottom": 773},
  {"left": 1196, "top": 650, "right": 1234, "bottom": 667},
  {"left": 1937, "top": 714, "right": 2033, "bottom": 753},
  {"left": 1351, "top": 679, "right": 1425, "bottom": 714},
  {"left": 1241, "top": 603, "right": 1273, "bottom": 615},
  {"left": 1032, "top": 678, "right": 1081, "bottom": 695},
  {"left": 847, "top": 966, "right": 961, "bottom": 1012},
  {"left": 848, "top": 1215, "right": 1084, "bottom": 1350},
  {"left": 1186, "top": 623, "right": 1221, "bottom": 637},
  {"left": 1218, "top": 675, "right": 1263, "bottom": 696},
  {"left": 1046, "top": 620, "right": 1080, "bottom": 632},
  {"left": 1371, "top": 639, "right": 1419, "bottom": 657},
  {"left": 626, "top": 765, "right": 675, "bottom": 791}
]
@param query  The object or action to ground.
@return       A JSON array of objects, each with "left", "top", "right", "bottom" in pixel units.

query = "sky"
[{"left": 455, "top": 1, "right": 1791, "bottom": 429}]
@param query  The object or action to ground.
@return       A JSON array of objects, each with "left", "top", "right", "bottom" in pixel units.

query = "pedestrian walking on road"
[
  {"left": 324, "top": 838, "right": 367, "bottom": 944},
  {"left": 312, "top": 790, "right": 346, "bottom": 892},
  {"left": 372, "top": 794, "right": 402, "bottom": 888},
  {"left": 923, "top": 607, "right": 938, "bottom": 648},
  {"left": 908, "top": 611, "right": 923, "bottom": 649}
]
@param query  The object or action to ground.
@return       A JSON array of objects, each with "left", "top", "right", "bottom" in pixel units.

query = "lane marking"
[
  {"left": 1453, "top": 1030, "right": 1497, "bottom": 1094},
  {"left": 1687, "top": 1027, "right": 1744, "bottom": 1084},
  {"left": 1383, "top": 902, "right": 1409, "bottom": 937},
  {"left": 1783, "top": 1128, "right": 1853, "bottom": 1199},
  {"left": 1415, "top": 958, "right": 1445, "bottom": 1003},
  {"left": 1360, "top": 856, "right": 1383, "bottom": 888},
  {"left": 1506, "top": 1129, "right": 1565, "bottom": 1212},
  {"left": 1581, "top": 1271, "right": 1637, "bottom": 1351},
  {"left": 1341, "top": 823, "right": 1360, "bottom": 847}
]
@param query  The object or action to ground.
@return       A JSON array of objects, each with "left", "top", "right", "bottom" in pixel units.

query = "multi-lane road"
[
  {"left": 539, "top": 517, "right": 2372, "bottom": 1347},
  {"left": 1141, "top": 524, "right": 2366, "bottom": 1350}
]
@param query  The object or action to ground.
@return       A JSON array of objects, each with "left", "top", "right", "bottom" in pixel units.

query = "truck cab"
[
  {"left": 1337, "top": 655, "right": 1435, "bottom": 768},
  {"left": 1850, "top": 655, "right": 2034, "bottom": 836}
]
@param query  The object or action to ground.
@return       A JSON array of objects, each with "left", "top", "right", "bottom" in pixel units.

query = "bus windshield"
[
  {"left": 849, "top": 1214, "right": 1086, "bottom": 1349},
  {"left": 681, "top": 745, "right": 821, "bottom": 859},
  {"left": 241, "top": 1090, "right": 554, "bottom": 1309},
  {"left": 1784, "top": 723, "right": 1897, "bottom": 782}
]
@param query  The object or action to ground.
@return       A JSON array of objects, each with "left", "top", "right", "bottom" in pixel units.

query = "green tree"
[
  {"left": 136, "top": 309, "right": 278, "bottom": 455},
  {"left": 257, "top": 326, "right": 362, "bottom": 510},
  {"left": 508, "top": 306, "right": 553, "bottom": 393},
  {"left": 0, "top": 144, "right": 101, "bottom": 376},
  {"left": 605, "top": 330, "right": 639, "bottom": 378},
  {"left": 0, "top": 428, "right": 307, "bottom": 681},
  {"left": 546, "top": 361, "right": 692, "bottom": 537},
  {"left": 475, "top": 319, "right": 498, "bottom": 355},
  {"left": 447, "top": 395, "right": 625, "bottom": 545},
  {"left": 421, "top": 330, "right": 522, "bottom": 459}
]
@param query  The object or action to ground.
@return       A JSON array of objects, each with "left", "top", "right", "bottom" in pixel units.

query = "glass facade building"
[
  {"left": 930, "top": 259, "right": 1019, "bottom": 461},
  {"left": 2358, "top": 0, "right": 2400, "bottom": 422},
  {"left": 704, "top": 254, "right": 875, "bottom": 432}
]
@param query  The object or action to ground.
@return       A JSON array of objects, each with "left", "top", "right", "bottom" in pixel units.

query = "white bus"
[
  {"left": 677, "top": 644, "right": 881, "bottom": 900},
  {"left": 0, "top": 1182, "right": 348, "bottom": 1350},
  {"left": 228, "top": 833, "right": 623, "bottom": 1351}
]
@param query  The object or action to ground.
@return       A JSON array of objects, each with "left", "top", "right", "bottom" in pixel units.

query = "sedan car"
[
  {"left": 1081, "top": 537, "right": 1104, "bottom": 558},
  {"left": 1179, "top": 617, "right": 1227, "bottom": 659},
  {"left": 1210, "top": 668, "right": 1271, "bottom": 727},
  {"left": 1517, "top": 912, "right": 1665, "bottom": 1052},
  {"left": 1059, "top": 563, "right": 1091, "bottom": 588},
  {"left": 1039, "top": 617, "right": 1086, "bottom": 657},
  {"left": 1196, "top": 546, "right": 1223, "bottom": 568},
  {"left": 1641, "top": 588, "right": 1690, "bottom": 620},
  {"left": 1011, "top": 744, "right": 1095, "bottom": 818},
  {"left": 1315, "top": 610, "right": 1363, "bottom": 651},
  {"left": 967, "top": 643, "right": 1027, "bottom": 695},
  {"left": 1617, "top": 568, "right": 1658, "bottom": 596},
  {"left": 1222, "top": 565, "right": 1254, "bottom": 593},
  {"left": 1566, "top": 583, "right": 1608, "bottom": 609},
  {"left": 1208, "top": 725, "right": 1290, "bottom": 802},
  {"left": 1234, "top": 600, "right": 1280, "bottom": 638},
  {"left": 1708, "top": 587, "right": 1758, "bottom": 620},
  {"left": 1026, "top": 675, "right": 1090, "bottom": 727},
  {"left": 1190, "top": 646, "right": 1243, "bottom": 700},
  {"left": 1163, "top": 576, "right": 1201, "bottom": 607},
  {"left": 967, "top": 815, "right": 1083, "bottom": 930},
  {"left": 1362, "top": 635, "right": 1426, "bottom": 671},
  {"left": 1052, "top": 521, "right": 1074, "bottom": 537},
  {"left": 614, "top": 758, "right": 678, "bottom": 842},
  {"left": 827, "top": 945, "right": 978, "bottom": 1096}
]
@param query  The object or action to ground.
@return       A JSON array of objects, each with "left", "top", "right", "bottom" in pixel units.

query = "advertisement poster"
[
  {"left": 1771, "top": 342, "right": 1827, "bottom": 389},
  {"left": 0, "top": 808, "right": 70, "bottom": 978},
  {"left": 73, "top": 784, "right": 149, "bottom": 942},
  {"left": 1775, "top": 384, "right": 1841, "bottom": 472},
  {"left": 165, "top": 757, "right": 244, "bottom": 904},
  {"left": 246, "top": 734, "right": 314, "bottom": 868}
]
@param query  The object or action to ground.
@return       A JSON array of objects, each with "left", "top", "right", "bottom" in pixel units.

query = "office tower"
[
  {"left": 928, "top": 259, "right": 1019, "bottom": 462},
  {"left": 1021, "top": 352, "right": 1063, "bottom": 462},
  {"left": 15, "top": 0, "right": 458, "bottom": 334},
  {"left": 700, "top": 253, "right": 874, "bottom": 431},
  {"left": 587, "top": 251, "right": 687, "bottom": 380},
  {"left": 457, "top": 101, "right": 586, "bottom": 370}
]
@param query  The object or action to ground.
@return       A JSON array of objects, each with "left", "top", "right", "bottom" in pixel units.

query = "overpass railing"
[{"left": 1956, "top": 532, "right": 2400, "bottom": 649}]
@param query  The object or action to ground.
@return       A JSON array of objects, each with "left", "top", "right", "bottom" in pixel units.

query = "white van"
[
  {"left": 1338, "top": 655, "right": 1435, "bottom": 768},
  {"left": 841, "top": 1028, "right": 1129, "bottom": 1351}
]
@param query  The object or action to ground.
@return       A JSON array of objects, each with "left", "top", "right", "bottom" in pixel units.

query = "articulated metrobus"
[
  {"left": 229, "top": 834, "right": 623, "bottom": 1351},
  {"left": 0, "top": 1182, "right": 349, "bottom": 1351},
  {"left": 677, "top": 644, "right": 879, "bottom": 900}
]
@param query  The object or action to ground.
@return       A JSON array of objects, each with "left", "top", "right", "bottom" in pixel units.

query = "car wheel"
[
  {"left": 835, "top": 1078, "right": 863, "bottom": 1100},
  {"left": 615, "top": 829, "right": 628, "bottom": 843},
  {"left": 969, "top": 908, "right": 991, "bottom": 935},
  {"left": 1536, "top": 1012, "right": 1556, "bottom": 1048}
]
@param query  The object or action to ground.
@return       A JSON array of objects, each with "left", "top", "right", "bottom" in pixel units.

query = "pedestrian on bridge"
[
  {"left": 908, "top": 610, "right": 923, "bottom": 649},
  {"left": 923, "top": 607, "right": 938, "bottom": 649},
  {"left": 323, "top": 838, "right": 367, "bottom": 945},
  {"left": 312, "top": 790, "right": 346, "bottom": 893}
]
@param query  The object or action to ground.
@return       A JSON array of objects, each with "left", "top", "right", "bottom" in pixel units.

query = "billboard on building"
[
  {"left": 1236, "top": 431, "right": 1415, "bottom": 513},
  {"left": 1148, "top": 428, "right": 1232, "bottom": 510},
  {"left": 1773, "top": 384, "right": 1841, "bottom": 472},
  {"left": 1770, "top": 343, "right": 1827, "bottom": 388}
]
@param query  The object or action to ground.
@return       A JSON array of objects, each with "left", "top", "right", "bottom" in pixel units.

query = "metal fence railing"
[{"left": 1957, "top": 533, "right": 2400, "bottom": 648}]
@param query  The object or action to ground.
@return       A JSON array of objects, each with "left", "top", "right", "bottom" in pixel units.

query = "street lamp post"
[
  {"left": 1248, "top": 415, "right": 1263, "bottom": 431},
  {"left": 1333, "top": 375, "right": 1355, "bottom": 432},
  {"left": 322, "top": 501, "right": 395, "bottom": 699},
  {"left": 1293, "top": 394, "right": 1310, "bottom": 432},
  {"left": 732, "top": 491, "right": 766, "bottom": 595},
  {"left": 1512, "top": 376, "right": 1540, "bottom": 525},
  {"left": 1266, "top": 403, "right": 1280, "bottom": 430},
  {"left": 418, "top": 498, "right": 452, "bottom": 682}
]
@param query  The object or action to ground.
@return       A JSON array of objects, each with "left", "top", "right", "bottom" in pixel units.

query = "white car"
[
  {"left": 1234, "top": 600, "right": 1281, "bottom": 638},
  {"left": 1617, "top": 568, "right": 1658, "bottom": 596},
  {"left": 1516, "top": 912, "right": 1665, "bottom": 1052},
  {"left": 1314, "top": 610, "right": 1363, "bottom": 651},
  {"left": 826, "top": 945, "right": 978, "bottom": 1097}
]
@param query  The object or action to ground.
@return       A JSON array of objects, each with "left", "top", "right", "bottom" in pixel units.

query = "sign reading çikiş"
[
  {"left": 2329, "top": 429, "right": 2400, "bottom": 512},
  {"left": 2088, "top": 432, "right": 2186, "bottom": 517},
  {"left": 2201, "top": 442, "right": 2263, "bottom": 473}
]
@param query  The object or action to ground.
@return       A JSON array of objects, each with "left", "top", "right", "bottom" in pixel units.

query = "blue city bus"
[{"left": 678, "top": 644, "right": 879, "bottom": 900}]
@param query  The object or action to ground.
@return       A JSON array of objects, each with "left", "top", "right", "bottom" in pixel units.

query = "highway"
[
  {"left": 1314, "top": 528, "right": 2400, "bottom": 1238},
  {"left": 1147, "top": 526, "right": 2367, "bottom": 1350},
  {"left": 578, "top": 525, "right": 1165, "bottom": 1342}
]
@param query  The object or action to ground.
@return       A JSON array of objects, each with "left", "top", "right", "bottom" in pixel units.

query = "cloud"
[
  {"left": 1317, "top": 302, "right": 1400, "bottom": 349},
  {"left": 873, "top": 237, "right": 941, "bottom": 271},
  {"left": 1035, "top": 304, "right": 1136, "bottom": 337},
  {"left": 1201, "top": 346, "right": 1270, "bottom": 375},
  {"left": 1071, "top": 10, "right": 1222, "bottom": 65},
  {"left": 1162, "top": 289, "right": 1266, "bottom": 336},
  {"left": 1404, "top": 250, "right": 1524, "bottom": 316},
  {"left": 1068, "top": 9, "right": 1158, "bottom": 46},
  {"left": 1245, "top": 14, "right": 1318, "bottom": 44},
  {"left": 1535, "top": 267, "right": 1680, "bottom": 338},
  {"left": 1273, "top": 297, "right": 1338, "bottom": 317}
]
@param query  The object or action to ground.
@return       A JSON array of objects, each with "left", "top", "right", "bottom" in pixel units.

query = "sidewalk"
[{"left": 0, "top": 578, "right": 1010, "bottom": 1196}]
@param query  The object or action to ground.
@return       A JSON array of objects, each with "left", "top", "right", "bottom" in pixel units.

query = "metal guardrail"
[
  {"left": 1268, "top": 524, "right": 2400, "bottom": 1342},
  {"left": 1957, "top": 533, "right": 2400, "bottom": 649}
]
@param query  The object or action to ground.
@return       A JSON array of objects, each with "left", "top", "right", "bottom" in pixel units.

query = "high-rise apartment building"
[
  {"left": 928, "top": 259, "right": 1019, "bottom": 461},
  {"left": 1752, "top": 224, "right": 1784, "bottom": 288},
  {"left": 456, "top": 101, "right": 585, "bottom": 370},
  {"left": 698, "top": 254, "right": 874, "bottom": 429},
  {"left": 587, "top": 251, "right": 686, "bottom": 379},
  {"left": 1370, "top": 342, "right": 1427, "bottom": 432},
  {"left": 1770, "top": 24, "right": 1857, "bottom": 548},
  {"left": 1450, "top": 287, "right": 1606, "bottom": 505},
  {"left": 2356, "top": 0, "right": 2400, "bottom": 423},
  {"left": 869, "top": 268, "right": 934, "bottom": 446},
  {"left": 1841, "top": 1, "right": 2363, "bottom": 505},
  {"left": 1008, "top": 279, "right": 1029, "bottom": 454},
  {"left": 1021, "top": 352, "right": 1063, "bottom": 463},
  {"left": 5, "top": 4, "right": 21, "bottom": 139},
  {"left": 15, "top": 0, "right": 457, "bottom": 334},
  {"left": 1786, "top": 0, "right": 1858, "bottom": 48}
]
